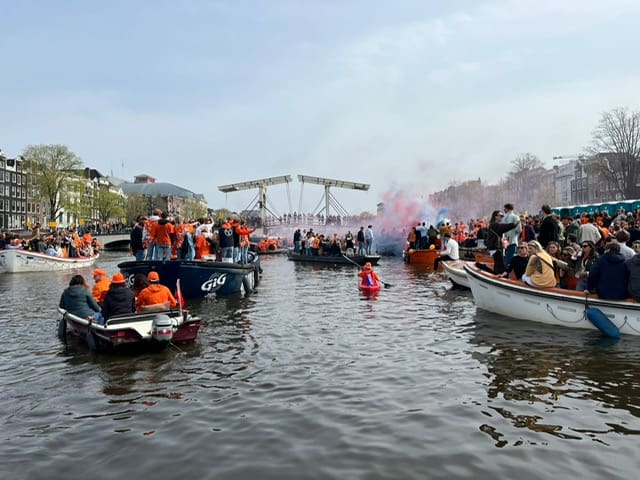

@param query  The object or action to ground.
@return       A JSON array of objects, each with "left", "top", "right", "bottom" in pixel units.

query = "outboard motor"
[{"left": 152, "top": 314, "right": 174, "bottom": 344}]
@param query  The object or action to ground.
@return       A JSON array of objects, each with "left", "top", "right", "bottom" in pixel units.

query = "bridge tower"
[
  {"left": 297, "top": 175, "right": 369, "bottom": 224},
  {"left": 218, "top": 175, "right": 292, "bottom": 233}
]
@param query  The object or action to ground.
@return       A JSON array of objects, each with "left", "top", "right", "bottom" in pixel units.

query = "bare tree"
[
  {"left": 23, "top": 144, "right": 83, "bottom": 222},
  {"left": 587, "top": 107, "right": 640, "bottom": 199},
  {"left": 507, "top": 153, "right": 544, "bottom": 209}
]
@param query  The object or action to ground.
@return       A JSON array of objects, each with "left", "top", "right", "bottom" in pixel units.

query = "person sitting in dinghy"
[
  {"left": 521, "top": 241, "right": 556, "bottom": 288},
  {"left": 59, "top": 274, "right": 102, "bottom": 322},
  {"left": 136, "top": 271, "right": 177, "bottom": 312},
  {"left": 102, "top": 273, "right": 136, "bottom": 322}
]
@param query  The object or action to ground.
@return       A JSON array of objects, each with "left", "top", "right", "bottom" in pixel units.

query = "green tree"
[
  {"left": 182, "top": 198, "right": 208, "bottom": 220},
  {"left": 95, "top": 188, "right": 125, "bottom": 223},
  {"left": 125, "top": 193, "right": 149, "bottom": 224},
  {"left": 23, "top": 144, "right": 83, "bottom": 222},
  {"left": 587, "top": 107, "right": 640, "bottom": 199}
]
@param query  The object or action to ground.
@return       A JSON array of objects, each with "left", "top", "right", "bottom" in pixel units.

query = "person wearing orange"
[
  {"left": 235, "top": 220, "right": 255, "bottom": 264},
  {"left": 136, "top": 271, "right": 177, "bottom": 311},
  {"left": 358, "top": 262, "right": 380, "bottom": 287},
  {"left": 153, "top": 212, "right": 175, "bottom": 261},
  {"left": 91, "top": 269, "right": 111, "bottom": 305},
  {"left": 194, "top": 226, "right": 211, "bottom": 259}
]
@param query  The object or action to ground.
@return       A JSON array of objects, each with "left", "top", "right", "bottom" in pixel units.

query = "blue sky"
[{"left": 2, "top": 0, "right": 639, "bottom": 215}]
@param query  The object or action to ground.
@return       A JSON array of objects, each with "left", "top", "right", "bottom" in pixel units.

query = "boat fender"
[
  {"left": 242, "top": 273, "right": 254, "bottom": 294},
  {"left": 586, "top": 307, "right": 620, "bottom": 339},
  {"left": 57, "top": 316, "right": 67, "bottom": 341},
  {"left": 86, "top": 331, "right": 97, "bottom": 352}
]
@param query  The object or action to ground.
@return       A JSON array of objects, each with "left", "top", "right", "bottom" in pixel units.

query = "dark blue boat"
[{"left": 118, "top": 254, "right": 261, "bottom": 299}]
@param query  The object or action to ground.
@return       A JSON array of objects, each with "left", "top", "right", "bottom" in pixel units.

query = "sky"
[{"left": 2, "top": 0, "right": 640, "bottom": 217}]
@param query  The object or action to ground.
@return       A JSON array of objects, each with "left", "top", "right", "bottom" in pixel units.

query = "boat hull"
[
  {"left": 441, "top": 260, "right": 470, "bottom": 288},
  {"left": 118, "top": 257, "right": 260, "bottom": 299},
  {"left": 287, "top": 251, "right": 381, "bottom": 266},
  {"left": 0, "top": 249, "right": 99, "bottom": 273},
  {"left": 464, "top": 263, "right": 640, "bottom": 336},
  {"left": 59, "top": 307, "right": 201, "bottom": 352},
  {"left": 359, "top": 281, "right": 381, "bottom": 293}
]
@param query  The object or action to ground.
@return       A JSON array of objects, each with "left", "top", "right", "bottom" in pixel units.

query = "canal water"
[{"left": 1, "top": 251, "right": 640, "bottom": 479}]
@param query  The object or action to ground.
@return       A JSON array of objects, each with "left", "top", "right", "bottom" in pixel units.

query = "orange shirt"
[
  {"left": 154, "top": 221, "right": 175, "bottom": 246},
  {"left": 92, "top": 278, "right": 111, "bottom": 303},
  {"left": 194, "top": 235, "right": 210, "bottom": 259},
  {"left": 136, "top": 284, "right": 177, "bottom": 311}
]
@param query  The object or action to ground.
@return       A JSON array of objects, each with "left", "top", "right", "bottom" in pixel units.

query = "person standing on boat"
[
  {"left": 293, "top": 228, "right": 302, "bottom": 253},
  {"left": 219, "top": 218, "right": 235, "bottom": 262},
  {"left": 130, "top": 216, "right": 146, "bottom": 262},
  {"left": 538, "top": 205, "right": 560, "bottom": 248},
  {"left": 484, "top": 210, "right": 519, "bottom": 275},
  {"left": 91, "top": 269, "right": 111, "bottom": 306},
  {"left": 358, "top": 262, "right": 379, "bottom": 286},
  {"left": 145, "top": 208, "right": 162, "bottom": 261},
  {"left": 365, "top": 225, "right": 374, "bottom": 255},
  {"left": 59, "top": 274, "right": 102, "bottom": 321},
  {"left": 357, "top": 227, "right": 365, "bottom": 255},
  {"left": 102, "top": 273, "right": 135, "bottom": 322},
  {"left": 502, "top": 203, "right": 521, "bottom": 266},
  {"left": 235, "top": 220, "right": 255, "bottom": 264},
  {"left": 344, "top": 231, "right": 355, "bottom": 255},
  {"left": 136, "top": 271, "right": 177, "bottom": 311},
  {"left": 433, "top": 232, "right": 459, "bottom": 271},
  {"left": 154, "top": 212, "right": 175, "bottom": 261},
  {"left": 626, "top": 241, "right": 640, "bottom": 301}
]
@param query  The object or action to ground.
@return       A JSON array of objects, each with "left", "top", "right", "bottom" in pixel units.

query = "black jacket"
[
  {"left": 130, "top": 224, "right": 144, "bottom": 252},
  {"left": 485, "top": 221, "right": 518, "bottom": 250},
  {"left": 102, "top": 284, "right": 136, "bottom": 320},
  {"left": 538, "top": 215, "right": 559, "bottom": 248}
]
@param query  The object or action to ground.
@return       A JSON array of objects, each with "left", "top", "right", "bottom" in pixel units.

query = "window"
[
  {"left": 0, "top": 199, "right": 4, "bottom": 211},
  {"left": 11, "top": 173, "right": 16, "bottom": 183},
  {"left": 0, "top": 171, "right": 3, "bottom": 181},
  {"left": 17, "top": 175, "right": 21, "bottom": 185}
]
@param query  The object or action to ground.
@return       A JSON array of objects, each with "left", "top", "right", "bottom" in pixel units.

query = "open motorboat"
[
  {"left": 441, "top": 260, "right": 471, "bottom": 289},
  {"left": 464, "top": 263, "right": 640, "bottom": 337},
  {"left": 58, "top": 306, "right": 201, "bottom": 352},
  {"left": 0, "top": 249, "right": 99, "bottom": 273}
]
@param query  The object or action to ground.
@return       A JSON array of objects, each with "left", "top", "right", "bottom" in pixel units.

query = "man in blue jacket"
[{"left": 587, "top": 242, "right": 629, "bottom": 299}]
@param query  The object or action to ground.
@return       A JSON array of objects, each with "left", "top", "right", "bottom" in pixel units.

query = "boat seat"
[{"left": 140, "top": 301, "right": 171, "bottom": 312}]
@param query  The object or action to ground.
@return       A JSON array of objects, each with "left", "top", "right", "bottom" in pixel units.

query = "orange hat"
[
  {"left": 93, "top": 269, "right": 107, "bottom": 277},
  {"left": 363, "top": 262, "right": 372, "bottom": 269},
  {"left": 111, "top": 273, "right": 126, "bottom": 284},
  {"left": 148, "top": 271, "right": 160, "bottom": 282}
]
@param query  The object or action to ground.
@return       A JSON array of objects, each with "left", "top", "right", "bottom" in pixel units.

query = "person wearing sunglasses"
[
  {"left": 501, "top": 242, "right": 530, "bottom": 280},
  {"left": 575, "top": 240, "right": 598, "bottom": 291},
  {"left": 482, "top": 209, "right": 519, "bottom": 275}
]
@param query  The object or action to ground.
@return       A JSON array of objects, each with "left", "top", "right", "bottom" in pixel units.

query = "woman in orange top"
[
  {"left": 194, "top": 228, "right": 212, "bottom": 259},
  {"left": 235, "top": 221, "right": 255, "bottom": 264},
  {"left": 136, "top": 271, "right": 177, "bottom": 311}
]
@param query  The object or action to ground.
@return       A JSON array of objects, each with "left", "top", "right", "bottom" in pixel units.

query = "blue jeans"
[
  {"left": 504, "top": 244, "right": 517, "bottom": 266},
  {"left": 146, "top": 241, "right": 157, "bottom": 261},
  {"left": 134, "top": 249, "right": 145, "bottom": 262},
  {"left": 294, "top": 241, "right": 300, "bottom": 253},
  {"left": 365, "top": 240, "right": 372, "bottom": 255},
  {"left": 156, "top": 244, "right": 171, "bottom": 261},
  {"left": 221, "top": 246, "right": 234, "bottom": 261},
  {"left": 240, "top": 245, "right": 250, "bottom": 264}
]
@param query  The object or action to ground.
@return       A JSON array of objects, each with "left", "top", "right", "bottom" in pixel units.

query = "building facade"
[{"left": 0, "top": 151, "right": 27, "bottom": 230}]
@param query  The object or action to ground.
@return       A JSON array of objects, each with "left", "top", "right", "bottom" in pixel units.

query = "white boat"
[
  {"left": 463, "top": 263, "right": 640, "bottom": 336},
  {"left": 441, "top": 260, "right": 470, "bottom": 288},
  {"left": 0, "top": 249, "right": 99, "bottom": 273},
  {"left": 58, "top": 306, "right": 201, "bottom": 352}
]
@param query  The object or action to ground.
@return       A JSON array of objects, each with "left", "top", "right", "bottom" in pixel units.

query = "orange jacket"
[
  {"left": 194, "top": 235, "right": 210, "bottom": 259},
  {"left": 235, "top": 225, "right": 254, "bottom": 247},
  {"left": 136, "top": 284, "right": 177, "bottom": 311},
  {"left": 153, "top": 221, "right": 175, "bottom": 246},
  {"left": 92, "top": 278, "right": 111, "bottom": 303}
]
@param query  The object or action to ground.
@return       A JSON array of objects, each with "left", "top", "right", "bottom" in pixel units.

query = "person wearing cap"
[
  {"left": 92, "top": 269, "right": 111, "bottom": 305},
  {"left": 358, "top": 262, "right": 380, "bottom": 286},
  {"left": 136, "top": 271, "right": 177, "bottom": 311},
  {"left": 102, "top": 273, "right": 135, "bottom": 322}
]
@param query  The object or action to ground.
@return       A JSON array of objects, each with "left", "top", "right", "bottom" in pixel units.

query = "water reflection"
[{"left": 469, "top": 312, "right": 640, "bottom": 446}]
